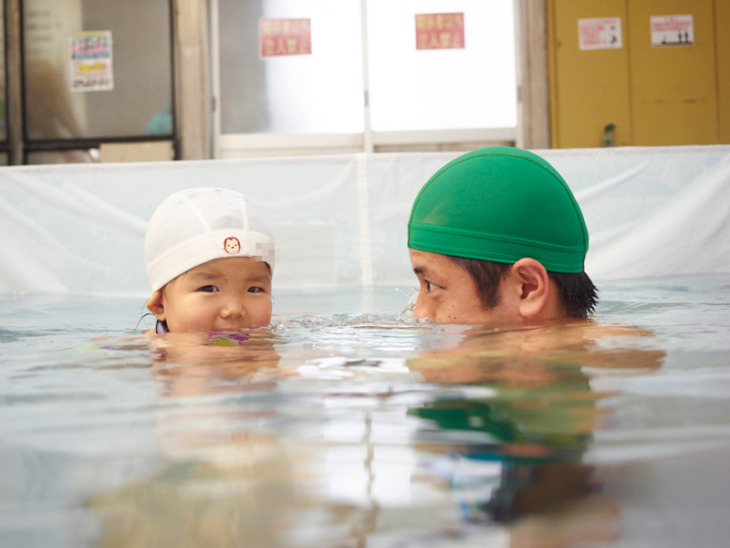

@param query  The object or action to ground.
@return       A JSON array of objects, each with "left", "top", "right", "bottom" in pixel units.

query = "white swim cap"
[{"left": 145, "top": 187, "right": 275, "bottom": 292}]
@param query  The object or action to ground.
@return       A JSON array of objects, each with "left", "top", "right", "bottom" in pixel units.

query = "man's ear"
[
  {"left": 511, "top": 258, "right": 551, "bottom": 320},
  {"left": 146, "top": 290, "right": 166, "bottom": 320}
]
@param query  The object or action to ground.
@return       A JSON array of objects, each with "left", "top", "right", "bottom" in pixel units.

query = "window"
[
  {"left": 219, "top": 0, "right": 364, "bottom": 135},
  {"left": 214, "top": 0, "right": 517, "bottom": 156},
  {"left": 21, "top": 0, "right": 175, "bottom": 162},
  {"left": 367, "top": 0, "right": 516, "bottom": 131}
]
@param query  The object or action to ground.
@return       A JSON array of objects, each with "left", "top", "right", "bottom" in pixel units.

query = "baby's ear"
[{"left": 146, "top": 290, "right": 166, "bottom": 320}]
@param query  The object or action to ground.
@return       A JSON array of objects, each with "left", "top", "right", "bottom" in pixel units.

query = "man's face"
[{"left": 409, "top": 249, "right": 516, "bottom": 325}]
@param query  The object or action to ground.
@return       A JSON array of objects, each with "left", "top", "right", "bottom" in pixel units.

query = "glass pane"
[
  {"left": 219, "top": 0, "right": 364, "bottom": 134},
  {"left": 0, "top": 5, "right": 6, "bottom": 142},
  {"left": 367, "top": 0, "right": 517, "bottom": 131},
  {"left": 23, "top": 0, "right": 173, "bottom": 140}
]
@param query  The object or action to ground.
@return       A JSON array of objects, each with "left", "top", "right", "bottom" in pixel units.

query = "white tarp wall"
[{"left": 1, "top": 145, "right": 729, "bottom": 296}]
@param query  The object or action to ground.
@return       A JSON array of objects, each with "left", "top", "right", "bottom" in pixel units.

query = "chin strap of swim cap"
[{"left": 407, "top": 147, "right": 588, "bottom": 273}]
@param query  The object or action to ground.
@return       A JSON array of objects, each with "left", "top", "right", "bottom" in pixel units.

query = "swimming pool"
[{"left": 1, "top": 274, "right": 729, "bottom": 547}]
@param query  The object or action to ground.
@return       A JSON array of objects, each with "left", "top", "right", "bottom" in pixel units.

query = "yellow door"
[
  {"left": 549, "top": 0, "right": 631, "bottom": 148},
  {"left": 628, "top": 0, "right": 718, "bottom": 145}
]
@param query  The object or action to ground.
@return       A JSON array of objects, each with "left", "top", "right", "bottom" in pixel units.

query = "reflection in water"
[
  {"left": 91, "top": 330, "right": 294, "bottom": 546},
  {"left": 149, "top": 330, "right": 286, "bottom": 396},
  {"left": 86, "top": 320, "right": 665, "bottom": 547},
  {"left": 404, "top": 322, "right": 663, "bottom": 546}
]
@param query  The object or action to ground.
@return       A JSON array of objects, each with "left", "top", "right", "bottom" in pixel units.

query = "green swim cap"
[{"left": 408, "top": 147, "right": 588, "bottom": 273}]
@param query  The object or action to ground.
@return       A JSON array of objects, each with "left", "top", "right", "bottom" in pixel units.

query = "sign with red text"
[
  {"left": 260, "top": 18, "right": 312, "bottom": 57},
  {"left": 70, "top": 30, "right": 113, "bottom": 92},
  {"left": 415, "top": 13, "right": 464, "bottom": 50},
  {"left": 651, "top": 15, "right": 694, "bottom": 47},
  {"left": 578, "top": 17, "right": 622, "bottom": 50}
]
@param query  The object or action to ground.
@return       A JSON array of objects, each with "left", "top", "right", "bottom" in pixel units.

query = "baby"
[{"left": 144, "top": 187, "right": 275, "bottom": 333}]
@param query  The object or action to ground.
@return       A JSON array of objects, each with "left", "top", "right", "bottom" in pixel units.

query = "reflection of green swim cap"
[{"left": 408, "top": 147, "right": 588, "bottom": 273}]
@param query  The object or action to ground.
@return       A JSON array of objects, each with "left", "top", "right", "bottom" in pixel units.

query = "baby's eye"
[
  {"left": 248, "top": 286, "right": 265, "bottom": 293},
  {"left": 198, "top": 285, "right": 219, "bottom": 293}
]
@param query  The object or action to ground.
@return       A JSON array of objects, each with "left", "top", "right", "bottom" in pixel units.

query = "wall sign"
[
  {"left": 70, "top": 31, "right": 113, "bottom": 92},
  {"left": 415, "top": 13, "right": 464, "bottom": 50},
  {"left": 651, "top": 15, "right": 694, "bottom": 47},
  {"left": 259, "top": 18, "right": 312, "bottom": 57},
  {"left": 578, "top": 17, "right": 622, "bottom": 50}
]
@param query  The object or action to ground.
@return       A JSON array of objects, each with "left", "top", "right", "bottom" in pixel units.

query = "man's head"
[{"left": 407, "top": 147, "right": 596, "bottom": 325}]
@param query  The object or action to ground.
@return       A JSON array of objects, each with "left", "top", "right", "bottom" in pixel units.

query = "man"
[{"left": 407, "top": 146, "right": 597, "bottom": 325}]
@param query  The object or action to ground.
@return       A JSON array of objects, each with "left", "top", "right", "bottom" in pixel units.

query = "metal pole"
[
  {"left": 360, "top": 0, "right": 373, "bottom": 153},
  {"left": 209, "top": 0, "right": 221, "bottom": 159},
  {"left": 7, "top": 0, "right": 24, "bottom": 165}
]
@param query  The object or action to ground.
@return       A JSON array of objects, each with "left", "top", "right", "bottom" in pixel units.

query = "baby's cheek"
[{"left": 258, "top": 299, "right": 273, "bottom": 325}]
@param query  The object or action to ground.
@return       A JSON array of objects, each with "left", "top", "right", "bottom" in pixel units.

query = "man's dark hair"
[
  {"left": 548, "top": 270, "right": 598, "bottom": 318},
  {"left": 447, "top": 255, "right": 598, "bottom": 319}
]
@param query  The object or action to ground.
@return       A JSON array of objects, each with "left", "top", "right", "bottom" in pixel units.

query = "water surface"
[{"left": 1, "top": 275, "right": 729, "bottom": 547}]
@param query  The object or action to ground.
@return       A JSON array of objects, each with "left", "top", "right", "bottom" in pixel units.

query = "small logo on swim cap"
[{"left": 224, "top": 237, "right": 241, "bottom": 254}]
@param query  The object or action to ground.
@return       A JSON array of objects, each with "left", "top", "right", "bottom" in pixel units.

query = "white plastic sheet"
[{"left": 1, "top": 146, "right": 729, "bottom": 296}]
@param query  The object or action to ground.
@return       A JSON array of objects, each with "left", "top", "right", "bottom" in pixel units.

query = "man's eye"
[
  {"left": 248, "top": 286, "right": 264, "bottom": 293},
  {"left": 199, "top": 285, "right": 219, "bottom": 293},
  {"left": 425, "top": 281, "right": 439, "bottom": 292}
]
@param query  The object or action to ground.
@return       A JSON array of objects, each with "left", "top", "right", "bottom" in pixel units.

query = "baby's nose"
[{"left": 221, "top": 296, "right": 246, "bottom": 318}]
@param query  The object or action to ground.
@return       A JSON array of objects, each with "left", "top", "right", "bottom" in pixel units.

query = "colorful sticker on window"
[
  {"left": 70, "top": 31, "right": 113, "bottom": 92},
  {"left": 415, "top": 13, "right": 465, "bottom": 50},
  {"left": 260, "top": 18, "right": 312, "bottom": 57}
]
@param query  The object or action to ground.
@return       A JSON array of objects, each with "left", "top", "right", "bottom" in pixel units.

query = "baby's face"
[{"left": 155, "top": 257, "right": 272, "bottom": 332}]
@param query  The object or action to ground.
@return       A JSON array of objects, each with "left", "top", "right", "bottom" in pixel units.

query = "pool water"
[{"left": 1, "top": 275, "right": 729, "bottom": 547}]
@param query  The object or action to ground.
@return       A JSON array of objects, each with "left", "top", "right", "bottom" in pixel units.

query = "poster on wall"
[
  {"left": 259, "top": 18, "right": 312, "bottom": 57},
  {"left": 650, "top": 15, "right": 694, "bottom": 47},
  {"left": 578, "top": 17, "right": 622, "bottom": 50},
  {"left": 70, "top": 30, "right": 113, "bottom": 92},
  {"left": 415, "top": 13, "right": 465, "bottom": 50}
]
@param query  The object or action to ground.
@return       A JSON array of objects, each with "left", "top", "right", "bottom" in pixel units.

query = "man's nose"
[{"left": 412, "top": 290, "right": 433, "bottom": 319}]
